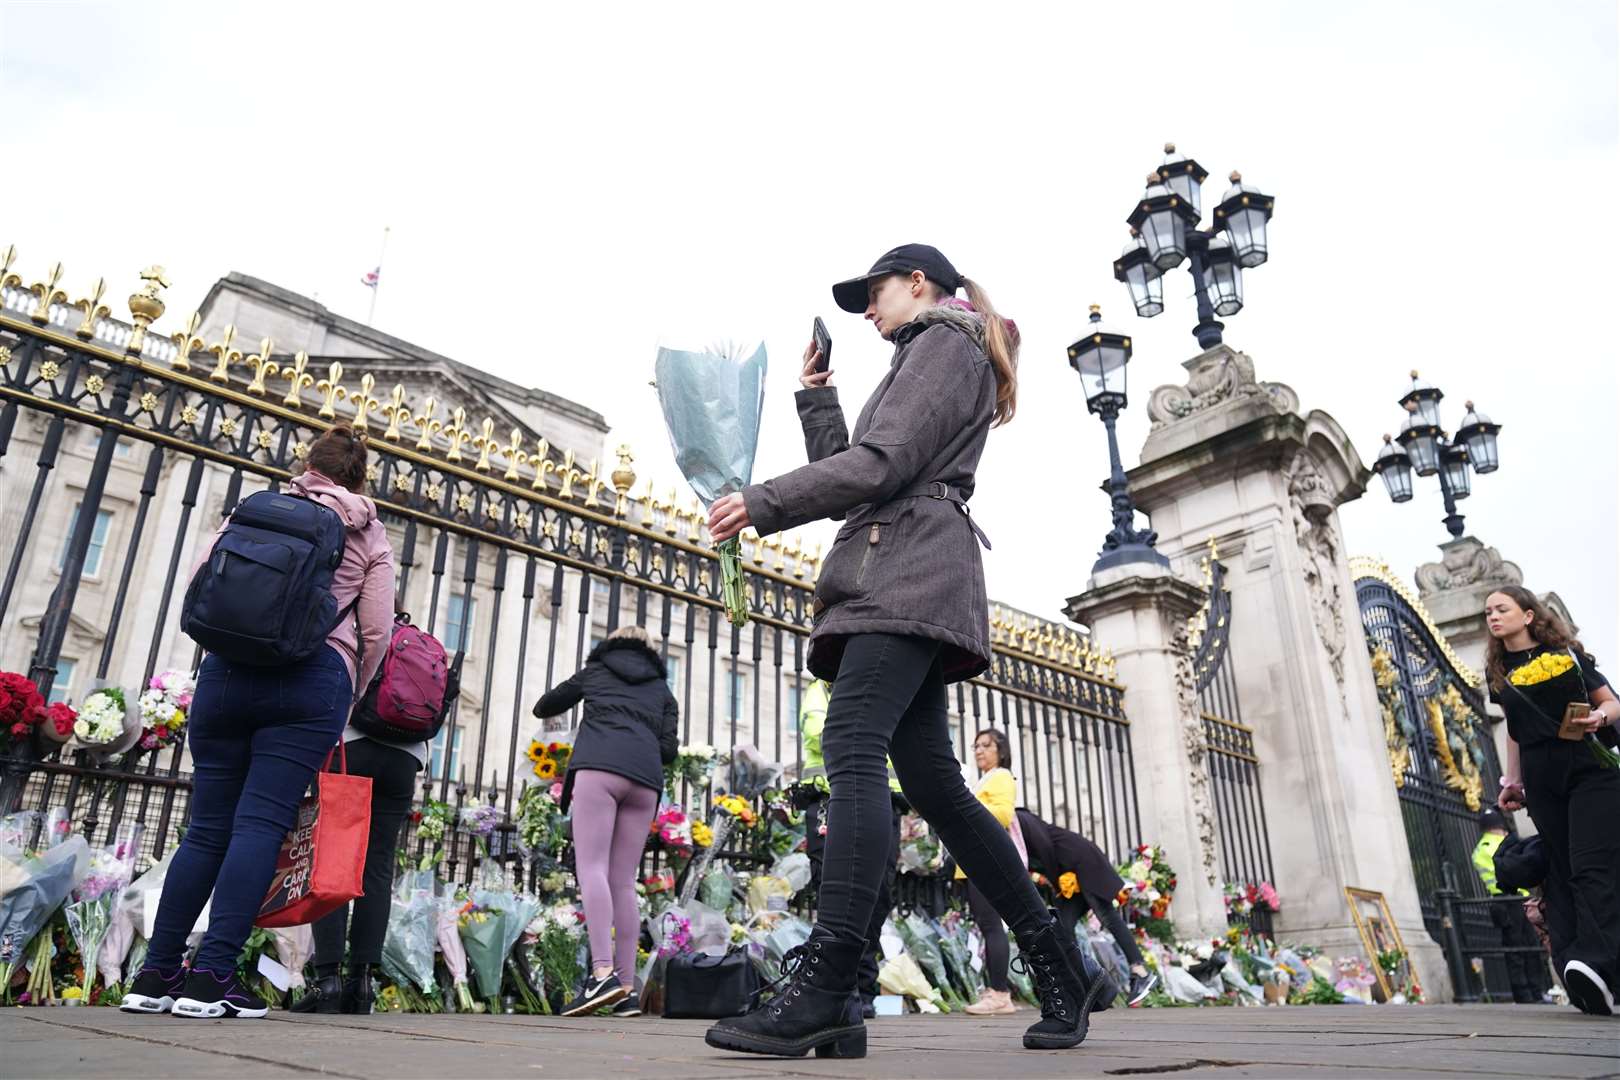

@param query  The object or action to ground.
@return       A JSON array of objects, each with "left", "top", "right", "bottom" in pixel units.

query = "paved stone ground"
[{"left": 3, "top": 1004, "right": 1617, "bottom": 1079}]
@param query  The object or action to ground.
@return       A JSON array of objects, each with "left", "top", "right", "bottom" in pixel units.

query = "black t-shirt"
[{"left": 1489, "top": 644, "right": 1607, "bottom": 746}]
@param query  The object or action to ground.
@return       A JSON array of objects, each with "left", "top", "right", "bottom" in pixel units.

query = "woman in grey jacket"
[{"left": 703, "top": 245, "right": 1108, "bottom": 1059}]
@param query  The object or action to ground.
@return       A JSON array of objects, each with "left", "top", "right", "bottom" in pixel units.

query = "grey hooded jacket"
[{"left": 742, "top": 305, "right": 997, "bottom": 683}]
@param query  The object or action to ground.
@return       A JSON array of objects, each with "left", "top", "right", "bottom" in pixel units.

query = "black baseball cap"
[{"left": 831, "top": 243, "right": 963, "bottom": 313}]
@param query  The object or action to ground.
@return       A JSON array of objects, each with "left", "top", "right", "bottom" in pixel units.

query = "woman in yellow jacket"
[{"left": 960, "top": 728, "right": 1028, "bottom": 1015}]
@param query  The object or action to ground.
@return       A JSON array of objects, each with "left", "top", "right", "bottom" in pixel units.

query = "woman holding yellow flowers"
[{"left": 1486, "top": 585, "right": 1620, "bottom": 1016}]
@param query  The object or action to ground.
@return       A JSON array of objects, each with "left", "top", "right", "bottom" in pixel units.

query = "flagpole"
[{"left": 367, "top": 225, "right": 390, "bottom": 325}]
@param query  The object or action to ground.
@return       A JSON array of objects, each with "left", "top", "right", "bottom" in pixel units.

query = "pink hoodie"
[{"left": 192, "top": 469, "right": 395, "bottom": 694}]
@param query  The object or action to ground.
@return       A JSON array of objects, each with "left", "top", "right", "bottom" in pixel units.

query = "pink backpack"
[{"left": 350, "top": 614, "right": 458, "bottom": 744}]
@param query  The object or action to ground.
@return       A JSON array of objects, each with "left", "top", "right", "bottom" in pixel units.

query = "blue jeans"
[{"left": 147, "top": 646, "right": 352, "bottom": 974}]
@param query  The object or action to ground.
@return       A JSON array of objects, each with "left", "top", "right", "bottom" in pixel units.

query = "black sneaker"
[
  {"left": 561, "top": 971, "right": 628, "bottom": 1017},
  {"left": 610, "top": 996, "right": 642, "bottom": 1017},
  {"left": 120, "top": 966, "right": 186, "bottom": 1014},
  {"left": 1564, "top": 960, "right": 1616, "bottom": 1016},
  {"left": 1126, "top": 970, "right": 1158, "bottom": 1006},
  {"left": 172, "top": 968, "right": 270, "bottom": 1019}
]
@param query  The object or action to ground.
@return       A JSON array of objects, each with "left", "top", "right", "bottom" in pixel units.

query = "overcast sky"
[{"left": 3, "top": 1, "right": 1615, "bottom": 668}]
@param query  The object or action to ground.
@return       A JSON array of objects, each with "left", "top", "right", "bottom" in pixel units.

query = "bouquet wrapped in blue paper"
[{"left": 653, "top": 340, "right": 767, "bottom": 626}]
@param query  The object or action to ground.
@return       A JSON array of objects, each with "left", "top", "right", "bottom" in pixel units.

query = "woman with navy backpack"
[{"left": 122, "top": 426, "right": 396, "bottom": 1019}]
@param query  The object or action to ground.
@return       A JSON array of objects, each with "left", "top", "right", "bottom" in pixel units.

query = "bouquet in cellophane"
[{"left": 653, "top": 339, "right": 767, "bottom": 627}]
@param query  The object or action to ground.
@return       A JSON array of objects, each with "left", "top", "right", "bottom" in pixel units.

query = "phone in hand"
[
  {"left": 811, "top": 316, "right": 832, "bottom": 374},
  {"left": 1559, "top": 701, "right": 1592, "bottom": 740}
]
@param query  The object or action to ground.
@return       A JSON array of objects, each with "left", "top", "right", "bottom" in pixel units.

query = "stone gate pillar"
[
  {"left": 1120, "top": 343, "right": 1447, "bottom": 997},
  {"left": 1065, "top": 566, "right": 1230, "bottom": 942}
]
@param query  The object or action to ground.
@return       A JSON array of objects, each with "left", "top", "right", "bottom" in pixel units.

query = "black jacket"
[
  {"left": 533, "top": 637, "right": 679, "bottom": 811},
  {"left": 1015, "top": 808, "right": 1126, "bottom": 903}
]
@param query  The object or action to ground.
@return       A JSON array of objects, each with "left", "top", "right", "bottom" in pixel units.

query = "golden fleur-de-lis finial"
[
  {"left": 382, "top": 384, "right": 409, "bottom": 440},
  {"left": 208, "top": 324, "right": 242, "bottom": 382},
  {"left": 474, "top": 416, "right": 497, "bottom": 471},
  {"left": 73, "top": 277, "right": 109, "bottom": 341},
  {"left": 529, "top": 438, "right": 555, "bottom": 491},
  {"left": 413, "top": 396, "right": 441, "bottom": 450},
  {"left": 0, "top": 244, "right": 19, "bottom": 289},
  {"left": 30, "top": 262, "right": 67, "bottom": 325},
  {"left": 170, "top": 311, "right": 203, "bottom": 371},
  {"left": 582, "top": 458, "right": 606, "bottom": 507},
  {"left": 442, "top": 406, "right": 471, "bottom": 462},
  {"left": 350, "top": 372, "right": 381, "bottom": 431},
  {"left": 316, "top": 362, "right": 347, "bottom": 419},
  {"left": 501, "top": 429, "right": 525, "bottom": 481},
  {"left": 557, "top": 449, "right": 577, "bottom": 499},
  {"left": 244, "top": 338, "right": 277, "bottom": 395},
  {"left": 281, "top": 350, "right": 314, "bottom": 407}
]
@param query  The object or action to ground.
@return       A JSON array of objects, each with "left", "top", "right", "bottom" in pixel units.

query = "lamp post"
[
  {"left": 1069, "top": 305, "right": 1168, "bottom": 573},
  {"left": 1369, "top": 371, "right": 1502, "bottom": 540},
  {"left": 1115, "top": 144, "right": 1275, "bottom": 348}
]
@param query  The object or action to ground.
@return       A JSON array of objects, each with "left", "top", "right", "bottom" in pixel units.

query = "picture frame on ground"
[{"left": 1344, "top": 886, "right": 1407, "bottom": 1002}]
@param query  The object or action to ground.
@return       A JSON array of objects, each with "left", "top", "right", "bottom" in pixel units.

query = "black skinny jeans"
[
  {"left": 1522, "top": 738, "right": 1620, "bottom": 987},
  {"left": 805, "top": 798, "right": 901, "bottom": 1000},
  {"left": 310, "top": 738, "right": 421, "bottom": 969},
  {"left": 817, "top": 634, "right": 1049, "bottom": 986}
]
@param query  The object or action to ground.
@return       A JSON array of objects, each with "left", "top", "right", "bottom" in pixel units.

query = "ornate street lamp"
[
  {"left": 1116, "top": 145, "right": 1275, "bottom": 349},
  {"left": 1068, "top": 305, "right": 1167, "bottom": 573},
  {"left": 1372, "top": 371, "right": 1502, "bottom": 539},
  {"left": 1372, "top": 435, "right": 1415, "bottom": 503},
  {"left": 1454, "top": 402, "right": 1502, "bottom": 474},
  {"left": 1113, "top": 230, "right": 1164, "bottom": 318}
]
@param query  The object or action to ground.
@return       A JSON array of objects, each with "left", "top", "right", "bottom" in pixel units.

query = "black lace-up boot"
[
  {"left": 1013, "top": 919, "right": 1113, "bottom": 1050},
  {"left": 705, "top": 927, "right": 866, "bottom": 1058}
]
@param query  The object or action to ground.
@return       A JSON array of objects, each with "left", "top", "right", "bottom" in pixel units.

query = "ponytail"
[{"left": 960, "top": 277, "right": 1018, "bottom": 427}]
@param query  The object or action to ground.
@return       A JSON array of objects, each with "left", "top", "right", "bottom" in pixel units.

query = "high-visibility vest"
[
  {"left": 1471, "top": 831, "right": 1523, "bottom": 896},
  {"left": 799, "top": 679, "right": 901, "bottom": 793}
]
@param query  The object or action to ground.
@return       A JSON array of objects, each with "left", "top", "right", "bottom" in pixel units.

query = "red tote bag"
[{"left": 256, "top": 744, "right": 372, "bottom": 928}]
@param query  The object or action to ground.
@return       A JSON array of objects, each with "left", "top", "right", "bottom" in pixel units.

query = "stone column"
[
  {"left": 1121, "top": 342, "right": 1447, "bottom": 998},
  {"left": 1065, "top": 563, "right": 1230, "bottom": 943}
]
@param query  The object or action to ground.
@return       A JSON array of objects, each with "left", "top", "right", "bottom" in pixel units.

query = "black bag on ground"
[{"left": 660, "top": 949, "right": 761, "bottom": 1019}]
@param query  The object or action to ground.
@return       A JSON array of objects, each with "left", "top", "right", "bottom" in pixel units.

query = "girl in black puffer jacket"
[{"left": 534, "top": 626, "right": 679, "bottom": 1016}]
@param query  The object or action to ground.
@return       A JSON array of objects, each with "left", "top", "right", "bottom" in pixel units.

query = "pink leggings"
[{"left": 570, "top": 769, "right": 659, "bottom": 985}]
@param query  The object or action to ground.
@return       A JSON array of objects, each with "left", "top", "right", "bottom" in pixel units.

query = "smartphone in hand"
[{"left": 811, "top": 316, "right": 832, "bottom": 374}]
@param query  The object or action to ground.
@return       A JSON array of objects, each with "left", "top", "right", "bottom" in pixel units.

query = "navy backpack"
[{"left": 181, "top": 490, "right": 351, "bottom": 666}]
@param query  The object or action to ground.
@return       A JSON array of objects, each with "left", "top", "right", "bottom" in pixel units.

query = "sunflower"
[
  {"left": 526, "top": 740, "right": 547, "bottom": 764},
  {"left": 534, "top": 757, "right": 558, "bottom": 780},
  {"left": 1058, "top": 872, "right": 1080, "bottom": 899}
]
